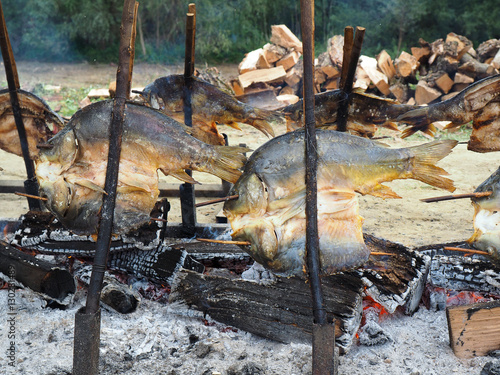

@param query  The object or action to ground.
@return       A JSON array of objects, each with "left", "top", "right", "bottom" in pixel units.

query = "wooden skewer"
[
  {"left": 370, "top": 251, "right": 394, "bottom": 256},
  {"left": 195, "top": 194, "right": 239, "bottom": 208},
  {"left": 15, "top": 192, "right": 47, "bottom": 201},
  {"left": 421, "top": 191, "right": 492, "bottom": 203},
  {"left": 149, "top": 217, "right": 167, "bottom": 223},
  {"left": 196, "top": 238, "right": 251, "bottom": 246},
  {"left": 444, "top": 246, "right": 489, "bottom": 256}
]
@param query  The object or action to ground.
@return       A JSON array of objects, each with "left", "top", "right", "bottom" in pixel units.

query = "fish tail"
[
  {"left": 409, "top": 139, "right": 458, "bottom": 192},
  {"left": 209, "top": 145, "right": 252, "bottom": 183},
  {"left": 249, "top": 108, "right": 286, "bottom": 137},
  {"left": 397, "top": 107, "right": 435, "bottom": 138}
]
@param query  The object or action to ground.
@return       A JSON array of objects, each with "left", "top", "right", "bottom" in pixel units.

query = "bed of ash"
[{"left": 1, "top": 62, "right": 500, "bottom": 374}]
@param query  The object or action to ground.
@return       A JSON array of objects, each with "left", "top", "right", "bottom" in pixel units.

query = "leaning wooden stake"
[
  {"left": 301, "top": 0, "right": 337, "bottom": 373},
  {"left": 0, "top": 0, "right": 41, "bottom": 210},
  {"left": 73, "top": 2, "right": 138, "bottom": 375}
]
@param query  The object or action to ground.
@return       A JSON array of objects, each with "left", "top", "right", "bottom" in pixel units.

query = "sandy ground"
[{"left": 0, "top": 62, "right": 499, "bottom": 374}]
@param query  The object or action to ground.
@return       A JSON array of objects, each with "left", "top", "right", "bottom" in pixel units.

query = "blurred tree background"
[{"left": 2, "top": 0, "right": 499, "bottom": 63}]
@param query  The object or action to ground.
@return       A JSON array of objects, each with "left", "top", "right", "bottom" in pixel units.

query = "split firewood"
[
  {"left": 477, "top": 39, "right": 500, "bottom": 62},
  {"left": 359, "top": 55, "right": 391, "bottom": 96},
  {"left": 411, "top": 38, "right": 432, "bottom": 63},
  {"left": 453, "top": 72, "right": 474, "bottom": 92},
  {"left": 492, "top": 49, "right": 500, "bottom": 70},
  {"left": 238, "top": 66, "right": 286, "bottom": 90},
  {"left": 275, "top": 50, "right": 301, "bottom": 71},
  {"left": 395, "top": 51, "right": 419, "bottom": 78},
  {"left": 389, "top": 82, "right": 409, "bottom": 103},
  {"left": 238, "top": 48, "right": 271, "bottom": 74},
  {"left": 353, "top": 66, "right": 371, "bottom": 91},
  {"left": 415, "top": 80, "right": 441, "bottom": 105},
  {"left": 327, "top": 35, "right": 345, "bottom": 67},
  {"left": 262, "top": 43, "right": 287, "bottom": 64},
  {"left": 323, "top": 78, "right": 339, "bottom": 90},
  {"left": 445, "top": 32, "right": 472, "bottom": 60},
  {"left": 321, "top": 65, "right": 340, "bottom": 79},
  {"left": 447, "top": 300, "right": 500, "bottom": 358},
  {"left": 270, "top": 24, "right": 302, "bottom": 53},
  {"left": 434, "top": 73, "right": 454, "bottom": 94},
  {"left": 230, "top": 79, "right": 244, "bottom": 96},
  {"left": 377, "top": 50, "right": 396, "bottom": 81}
]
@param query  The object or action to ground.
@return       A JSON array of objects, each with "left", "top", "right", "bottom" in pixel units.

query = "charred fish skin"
[
  {"left": 468, "top": 166, "right": 500, "bottom": 261},
  {"left": 224, "top": 129, "right": 458, "bottom": 277},
  {"left": 142, "top": 74, "right": 280, "bottom": 145},
  {"left": 397, "top": 74, "right": 500, "bottom": 138},
  {"left": 281, "top": 89, "right": 419, "bottom": 137},
  {"left": 0, "top": 88, "right": 65, "bottom": 157},
  {"left": 36, "top": 100, "right": 249, "bottom": 235}
]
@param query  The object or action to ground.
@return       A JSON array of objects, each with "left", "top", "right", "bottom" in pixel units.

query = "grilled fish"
[
  {"left": 468, "top": 167, "right": 500, "bottom": 261},
  {"left": 36, "top": 100, "right": 249, "bottom": 235},
  {"left": 0, "top": 88, "right": 65, "bottom": 157},
  {"left": 223, "top": 130, "right": 457, "bottom": 276},
  {"left": 281, "top": 90, "right": 420, "bottom": 137},
  {"left": 397, "top": 74, "right": 500, "bottom": 144},
  {"left": 141, "top": 74, "right": 281, "bottom": 145}
]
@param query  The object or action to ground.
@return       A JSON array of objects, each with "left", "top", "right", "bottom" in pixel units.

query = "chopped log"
[
  {"left": 109, "top": 81, "right": 117, "bottom": 98},
  {"left": 395, "top": 51, "right": 419, "bottom": 78},
  {"left": 327, "top": 35, "right": 344, "bottom": 67},
  {"left": 353, "top": 66, "right": 370, "bottom": 91},
  {"left": 458, "top": 53, "right": 495, "bottom": 79},
  {"left": 238, "top": 48, "right": 270, "bottom": 74},
  {"left": 323, "top": 78, "right": 339, "bottom": 90},
  {"left": 445, "top": 32, "right": 472, "bottom": 60},
  {"left": 276, "top": 94, "right": 299, "bottom": 106},
  {"left": 0, "top": 240, "right": 76, "bottom": 304},
  {"left": 415, "top": 81, "right": 441, "bottom": 105},
  {"left": 454, "top": 72, "right": 474, "bottom": 84},
  {"left": 447, "top": 300, "right": 500, "bottom": 358},
  {"left": 87, "top": 88, "right": 110, "bottom": 99},
  {"left": 275, "top": 50, "right": 300, "bottom": 71},
  {"left": 262, "top": 43, "right": 287, "bottom": 64},
  {"left": 377, "top": 50, "right": 396, "bottom": 81},
  {"left": 284, "top": 64, "right": 303, "bottom": 87},
  {"left": 359, "top": 55, "right": 390, "bottom": 96},
  {"left": 435, "top": 73, "right": 454, "bottom": 94},
  {"left": 279, "top": 85, "right": 295, "bottom": 96},
  {"left": 314, "top": 68, "right": 326, "bottom": 85},
  {"left": 411, "top": 39, "right": 432, "bottom": 63},
  {"left": 492, "top": 49, "right": 500, "bottom": 70},
  {"left": 321, "top": 65, "right": 340, "bottom": 79},
  {"left": 477, "top": 39, "right": 500, "bottom": 62},
  {"left": 270, "top": 24, "right": 302, "bottom": 53},
  {"left": 389, "top": 82, "right": 408, "bottom": 103},
  {"left": 238, "top": 66, "right": 286, "bottom": 89}
]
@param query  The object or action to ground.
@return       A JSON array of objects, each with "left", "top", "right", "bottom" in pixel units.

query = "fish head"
[
  {"left": 36, "top": 128, "right": 80, "bottom": 226},
  {"left": 224, "top": 172, "right": 268, "bottom": 217}
]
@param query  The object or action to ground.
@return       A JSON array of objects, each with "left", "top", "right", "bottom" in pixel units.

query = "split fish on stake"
[
  {"left": 141, "top": 74, "right": 282, "bottom": 145},
  {"left": 224, "top": 129, "right": 458, "bottom": 276},
  {"left": 35, "top": 100, "right": 250, "bottom": 235}
]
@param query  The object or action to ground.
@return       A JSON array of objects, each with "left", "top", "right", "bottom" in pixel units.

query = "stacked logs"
[{"left": 235, "top": 28, "right": 500, "bottom": 109}]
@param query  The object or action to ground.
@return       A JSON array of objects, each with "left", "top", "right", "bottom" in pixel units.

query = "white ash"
[{"left": 1, "top": 283, "right": 499, "bottom": 375}]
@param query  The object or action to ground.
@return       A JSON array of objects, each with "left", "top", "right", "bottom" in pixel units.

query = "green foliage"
[{"left": 1, "top": 0, "right": 499, "bottom": 63}]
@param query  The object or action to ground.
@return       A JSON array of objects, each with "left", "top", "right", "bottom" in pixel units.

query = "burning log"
[
  {"left": 170, "top": 234, "right": 430, "bottom": 351},
  {"left": 0, "top": 240, "right": 76, "bottom": 305}
]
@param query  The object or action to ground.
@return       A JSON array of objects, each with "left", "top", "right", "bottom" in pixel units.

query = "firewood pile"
[{"left": 233, "top": 25, "right": 500, "bottom": 110}]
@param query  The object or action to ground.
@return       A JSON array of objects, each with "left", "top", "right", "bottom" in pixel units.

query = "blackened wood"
[
  {"left": 73, "top": 307, "right": 100, "bottom": 375},
  {"left": 170, "top": 269, "right": 364, "bottom": 351},
  {"left": 0, "top": 1, "right": 41, "bottom": 210},
  {"left": 339, "top": 26, "right": 354, "bottom": 89},
  {"left": 86, "top": 0, "right": 137, "bottom": 314},
  {"left": 0, "top": 240, "right": 75, "bottom": 303}
]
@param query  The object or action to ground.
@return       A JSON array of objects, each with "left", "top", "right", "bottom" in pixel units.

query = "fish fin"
[
  {"left": 401, "top": 122, "right": 436, "bottom": 139},
  {"left": 362, "top": 184, "right": 401, "bottom": 199},
  {"left": 225, "top": 121, "right": 242, "bottom": 131},
  {"left": 383, "top": 122, "right": 400, "bottom": 131},
  {"left": 206, "top": 145, "right": 251, "bottom": 183},
  {"left": 397, "top": 107, "right": 429, "bottom": 126},
  {"left": 166, "top": 169, "right": 201, "bottom": 184},
  {"left": 408, "top": 139, "right": 458, "bottom": 192},
  {"left": 250, "top": 108, "right": 284, "bottom": 138},
  {"left": 73, "top": 179, "right": 107, "bottom": 194}
]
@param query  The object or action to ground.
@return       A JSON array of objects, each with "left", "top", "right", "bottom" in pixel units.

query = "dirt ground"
[{"left": 0, "top": 61, "right": 499, "bottom": 249}]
